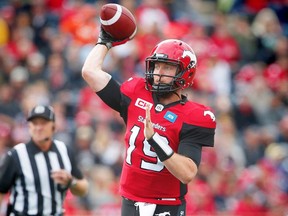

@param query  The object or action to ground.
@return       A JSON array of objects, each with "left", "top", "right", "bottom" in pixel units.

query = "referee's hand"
[{"left": 51, "top": 169, "right": 72, "bottom": 188}]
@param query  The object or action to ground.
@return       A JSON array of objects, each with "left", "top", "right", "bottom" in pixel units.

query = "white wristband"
[{"left": 147, "top": 132, "right": 174, "bottom": 161}]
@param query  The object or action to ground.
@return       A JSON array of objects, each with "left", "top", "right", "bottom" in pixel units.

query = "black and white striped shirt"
[{"left": 0, "top": 139, "right": 83, "bottom": 216}]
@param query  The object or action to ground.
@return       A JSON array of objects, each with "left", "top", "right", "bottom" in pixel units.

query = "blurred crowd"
[{"left": 0, "top": 0, "right": 288, "bottom": 215}]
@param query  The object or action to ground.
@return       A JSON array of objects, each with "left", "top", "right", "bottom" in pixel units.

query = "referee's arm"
[
  {"left": 0, "top": 151, "right": 18, "bottom": 204},
  {"left": 70, "top": 177, "right": 89, "bottom": 196},
  {"left": 51, "top": 169, "right": 89, "bottom": 196},
  {"left": 0, "top": 194, "right": 3, "bottom": 205},
  {"left": 69, "top": 145, "right": 89, "bottom": 196}
]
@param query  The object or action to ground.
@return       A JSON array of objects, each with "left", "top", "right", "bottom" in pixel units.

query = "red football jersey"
[{"left": 117, "top": 77, "right": 216, "bottom": 205}]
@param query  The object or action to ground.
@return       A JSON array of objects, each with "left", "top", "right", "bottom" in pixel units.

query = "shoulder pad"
[{"left": 185, "top": 102, "right": 216, "bottom": 129}]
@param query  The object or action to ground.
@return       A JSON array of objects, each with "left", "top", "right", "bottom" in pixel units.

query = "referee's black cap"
[{"left": 27, "top": 105, "right": 55, "bottom": 121}]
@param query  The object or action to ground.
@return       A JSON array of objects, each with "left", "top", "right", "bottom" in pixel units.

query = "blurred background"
[{"left": 0, "top": 0, "right": 287, "bottom": 215}]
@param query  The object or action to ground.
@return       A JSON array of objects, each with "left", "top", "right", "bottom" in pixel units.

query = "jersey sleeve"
[
  {"left": 0, "top": 150, "right": 18, "bottom": 193},
  {"left": 189, "top": 104, "right": 216, "bottom": 129},
  {"left": 96, "top": 78, "right": 122, "bottom": 113},
  {"left": 178, "top": 123, "right": 215, "bottom": 166},
  {"left": 182, "top": 102, "right": 216, "bottom": 146},
  {"left": 177, "top": 103, "right": 216, "bottom": 166},
  {"left": 120, "top": 77, "right": 143, "bottom": 97},
  {"left": 181, "top": 124, "right": 215, "bottom": 147},
  {"left": 97, "top": 77, "right": 143, "bottom": 114}
]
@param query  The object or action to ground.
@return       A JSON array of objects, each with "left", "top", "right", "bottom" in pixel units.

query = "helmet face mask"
[
  {"left": 145, "top": 58, "right": 184, "bottom": 95},
  {"left": 145, "top": 39, "right": 197, "bottom": 97}
]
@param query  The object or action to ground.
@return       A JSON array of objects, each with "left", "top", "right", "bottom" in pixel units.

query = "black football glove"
[{"left": 97, "top": 26, "right": 129, "bottom": 50}]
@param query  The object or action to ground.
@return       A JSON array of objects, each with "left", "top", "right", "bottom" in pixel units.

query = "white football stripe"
[
  {"left": 100, "top": 4, "right": 122, "bottom": 26},
  {"left": 129, "top": 27, "right": 137, "bottom": 39}
]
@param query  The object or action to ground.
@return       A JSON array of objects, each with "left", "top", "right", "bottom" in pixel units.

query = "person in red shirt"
[{"left": 82, "top": 28, "right": 216, "bottom": 216}]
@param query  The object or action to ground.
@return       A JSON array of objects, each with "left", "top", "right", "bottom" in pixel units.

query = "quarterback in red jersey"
[{"left": 82, "top": 28, "right": 216, "bottom": 216}]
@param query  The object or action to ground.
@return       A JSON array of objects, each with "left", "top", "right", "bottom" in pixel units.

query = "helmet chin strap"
[{"left": 173, "top": 91, "right": 181, "bottom": 99}]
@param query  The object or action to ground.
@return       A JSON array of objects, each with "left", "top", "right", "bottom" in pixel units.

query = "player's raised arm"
[
  {"left": 81, "top": 41, "right": 111, "bottom": 93},
  {"left": 82, "top": 3, "right": 137, "bottom": 93}
]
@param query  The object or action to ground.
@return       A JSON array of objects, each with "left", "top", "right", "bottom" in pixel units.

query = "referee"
[{"left": 0, "top": 105, "right": 89, "bottom": 216}]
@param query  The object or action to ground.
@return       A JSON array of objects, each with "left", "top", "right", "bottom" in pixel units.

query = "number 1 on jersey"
[{"left": 126, "top": 125, "right": 167, "bottom": 172}]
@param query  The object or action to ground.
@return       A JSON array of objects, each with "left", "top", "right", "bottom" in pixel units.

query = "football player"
[{"left": 82, "top": 28, "right": 216, "bottom": 216}]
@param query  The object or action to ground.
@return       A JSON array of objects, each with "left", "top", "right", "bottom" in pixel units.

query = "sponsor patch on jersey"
[
  {"left": 164, "top": 111, "right": 177, "bottom": 123},
  {"left": 135, "top": 98, "right": 153, "bottom": 110}
]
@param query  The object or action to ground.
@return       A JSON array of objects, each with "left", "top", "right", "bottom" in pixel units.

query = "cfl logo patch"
[
  {"left": 135, "top": 98, "right": 153, "bottom": 110},
  {"left": 155, "top": 104, "right": 164, "bottom": 112}
]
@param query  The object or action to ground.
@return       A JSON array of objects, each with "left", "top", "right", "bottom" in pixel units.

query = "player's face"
[
  {"left": 153, "top": 62, "right": 178, "bottom": 84},
  {"left": 28, "top": 118, "right": 54, "bottom": 143}
]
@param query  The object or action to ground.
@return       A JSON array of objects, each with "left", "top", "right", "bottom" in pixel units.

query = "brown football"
[{"left": 100, "top": 3, "right": 137, "bottom": 40}]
